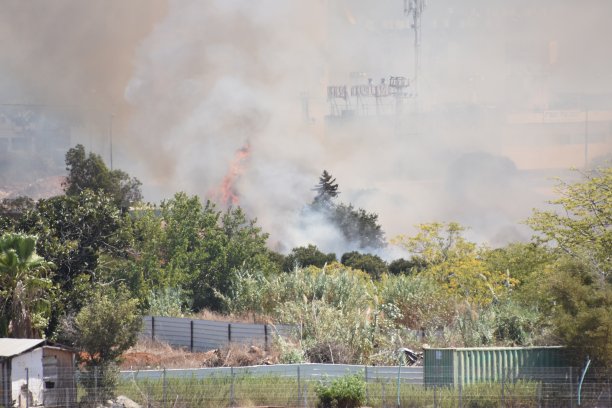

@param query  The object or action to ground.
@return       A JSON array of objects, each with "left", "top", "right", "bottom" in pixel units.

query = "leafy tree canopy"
[
  {"left": 527, "top": 166, "right": 611, "bottom": 283},
  {"left": 333, "top": 203, "right": 385, "bottom": 249},
  {"left": 283, "top": 244, "right": 337, "bottom": 271},
  {"left": 64, "top": 144, "right": 142, "bottom": 210},
  {"left": 340, "top": 251, "right": 387, "bottom": 279},
  {"left": 309, "top": 171, "right": 385, "bottom": 249},
  {"left": 393, "top": 222, "right": 517, "bottom": 305},
  {"left": 0, "top": 233, "right": 55, "bottom": 338},
  {"left": 14, "top": 190, "right": 129, "bottom": 326},
  {"left": 75, "top": 286, "right": 142, "bottom": 366},
  {"left": 388, "top": 257, "right": 426, "bottom": 275},
  {"left": 129, "top": 192, "right": 275, "bottom": 312},
  {"left": 483, "top": 242, "right": 554, "bottom": 288},
  {"left": 527, "top": 166, "right": 612, "bottom": 365}
]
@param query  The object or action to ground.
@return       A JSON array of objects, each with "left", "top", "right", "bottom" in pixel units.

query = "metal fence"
[
  {"left": 7, "top": 365, "right": 610, "bottom": 407},
  {"left": 141, "top": 316, "right": 293, "bottom": 352}
]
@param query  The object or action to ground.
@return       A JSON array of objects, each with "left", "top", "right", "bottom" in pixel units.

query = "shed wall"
[
  {"left": 42, "top": 347, "right": 76, "bottom": 408},
  {"left": 11, "top": 348, "right": 44, "bottom": 407},
  {"left": 424, "top": 347, "right": 568, "bottom": 387},
  {"left": 0, "top": 359, "right": 10, "bottom": 408}
]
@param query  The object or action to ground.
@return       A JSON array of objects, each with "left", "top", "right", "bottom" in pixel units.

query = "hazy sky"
[{"left": 1, "top": 0, "right": 611, "bottom": 253}]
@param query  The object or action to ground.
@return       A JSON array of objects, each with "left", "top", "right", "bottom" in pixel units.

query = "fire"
[{"left": 212, "top": 143, "right": 251, "bottom": 207}]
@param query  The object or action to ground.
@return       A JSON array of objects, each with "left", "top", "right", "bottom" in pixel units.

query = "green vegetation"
[
  {"left": 114, "top": 374, "right": 552, "bottom": 408},
  {"left": 315, "top": 373, "right": 366, "bottom": 408},
  {"left": 64, "top": 144, "right": 142, "bottom": 210},
  {"left": 310, "top": 170, "right": 386, "bottom": 249},
  {"left": 283, "top": 244, "right": 337, "bottom": 271},
  {"left": 0, "top": 145, "right": 610, "bottom": 401},
  {"left": 0, "top": 233, "right": 54, "bottom": 337}
]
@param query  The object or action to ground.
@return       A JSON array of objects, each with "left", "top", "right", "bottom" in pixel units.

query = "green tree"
[
  {"left": 15, "top": 190, "right": 129, "bottom": 329},
  {"left": 283, "top": 245, "right": 337, "bottom": 271},
  {"left": 528, "top": 166, "right": 611, "bottom": 282},
  {"left": 64, "top": 144, "right": 142, "bottom": 210},
  {"left": 332, "top": 203, "right": 386, "bottom": 249},
  {"left": 74, "top": 286, "right": 142, "bottom": 402},
  {"left": 0, "top": 233, "right": 54, "bottom": 338},
  {"left": 546, "top": 258, "right": 611, "bottom": 365},
  {"left": 483, "top": 242, "right": 554, "bottom": 288},
  {"left": 388, "top": 257, "right": 426, "bottom": 275},
  {"left": 75, "top": 286, "right": 141, "bottom": 365},
  {"left": 309, "top": 171, "right": 386, "bottom": 249},
  {"left": 527, "top": 166, "right": 612, "bottom": 365},
  {"left": 130, "top": 193, "right": 274, "bottom": 312},
  {"left": 340, "top": 251, "right": 388, "bottom": 279},
  {"left": 393, "top": 223, "right": 516, "bottom": 305},
  {"left": 0, "top": 197, "right": 36, "bottom": 231},
  {"left": 313, "top": 170, "right": 339, "bottom": 206},
  {"left": 202, "top": 206, "right": 274, "bottom": 310}
]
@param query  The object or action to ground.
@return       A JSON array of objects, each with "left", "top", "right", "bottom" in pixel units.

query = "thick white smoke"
[{"left": 2, "top": 0, "right": 612, "bottom": 254}]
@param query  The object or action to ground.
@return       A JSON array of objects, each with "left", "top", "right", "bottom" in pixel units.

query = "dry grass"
[
  {"left": 190, "top": 309, "right": 273, "bottom": 324},
  {"left": 120, "top": 339, "right": 280, "bottom": 370}
]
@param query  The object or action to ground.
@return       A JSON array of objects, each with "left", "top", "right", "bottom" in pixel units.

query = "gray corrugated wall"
[
  {"left": 424, "top": 347, "right": 568, "bottom": 386},
  {"left": 120, "top": 363, "right": 424, "bottom": 383},
  {"left": 141, "top": 316, "right": 292, "bottom": 352}
]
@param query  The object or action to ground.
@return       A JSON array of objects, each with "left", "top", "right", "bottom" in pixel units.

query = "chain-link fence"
[{"left": 5, "top": 365, "right": 610, "bottom": 407}]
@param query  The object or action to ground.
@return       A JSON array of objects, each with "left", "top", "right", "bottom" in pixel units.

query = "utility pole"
[
  {"left": 109, "top": 113, "right": 114, "bottom": 170},
  {"left": 404, "top": 0, "right": 426, "bottom": 97},
  {"left": 584, "top": 109, "right": 589, "bottom": 169}
]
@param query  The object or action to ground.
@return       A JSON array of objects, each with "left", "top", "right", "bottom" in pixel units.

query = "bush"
[
  {"left": 340, "top": 251, "right": 388, "bottom": 279},
  {"left": 315, "top": 373, "right": 366, "bottom": 408}
]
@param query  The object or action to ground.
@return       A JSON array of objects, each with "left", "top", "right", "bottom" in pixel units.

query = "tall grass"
[{"left": 113, "top": 375, "right": 552, "bottom": 408}]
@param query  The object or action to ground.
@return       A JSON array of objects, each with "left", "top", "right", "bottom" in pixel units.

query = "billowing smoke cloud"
[{"left": 2, "top": 0, "right": 612, "bottom": 254}]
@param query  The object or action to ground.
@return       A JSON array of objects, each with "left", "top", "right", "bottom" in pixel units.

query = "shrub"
[
  {"left": 148, "top": 287, "right": 184, "bottom": 317},
  {"left": 315, "top": 373, "right": 366, "bottom": 408}
]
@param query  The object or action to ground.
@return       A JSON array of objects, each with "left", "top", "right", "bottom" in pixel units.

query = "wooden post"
[
  {"left": 264, "top": 324, "right": 268, "bottom": 351},
  {"left": 365, "top": 365, "right": 369, "bottom": 407},
  {"left": 151, "top": 316, "right": 155, "bottom": 342},
  {"left": 190, "top": 320, "right": 194, "bottom": 352},
  {"left": 228, "top": 323, "right": 232, "bottom": 343}
]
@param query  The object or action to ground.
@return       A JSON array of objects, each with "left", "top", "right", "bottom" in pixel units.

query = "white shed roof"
[{"left": 0, "top": 338, "right": 46, "bottom": 358}]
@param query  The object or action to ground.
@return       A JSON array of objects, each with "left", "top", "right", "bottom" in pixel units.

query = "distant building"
[{"left": 0, "top": 339, "right": 76, "bottom": 408}]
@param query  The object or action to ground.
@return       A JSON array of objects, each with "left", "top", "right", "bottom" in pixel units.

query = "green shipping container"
[{"left": 424, "top": 347, "right": 568, "bottom": 387}]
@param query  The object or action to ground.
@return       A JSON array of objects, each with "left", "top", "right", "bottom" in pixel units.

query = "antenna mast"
[{"left": 404, "top": 0, "right": 426, "bottom": 96}]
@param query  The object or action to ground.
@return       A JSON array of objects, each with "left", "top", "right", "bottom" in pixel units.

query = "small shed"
[
  {"left": 0, "top": 338, "right": 77, "bottom": 408},
  {"left": 424, "top": 346, "right": 569, "bottom": 387}
]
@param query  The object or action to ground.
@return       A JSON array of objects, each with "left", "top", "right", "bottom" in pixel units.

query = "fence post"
[
  {"left": 569, "top": 367, "right": 574, "bottom": 408},
  {"left": 264, "top": 324, "right": 268, "bottom": 351},
  {"left": 228, "top": 323, "right": 232, "bottom": 343},
  {"left": 458, "top": 373, "right": 462, "bottom": 408},
  {"left": 297, "top": 365, "right": 301, "bottom": 406},
  {"left": 382, "top": 380, "right": 386, "bottom": 408},
  {"left": 302, "top": 381, "right": 308, "bottom": 408},
  {"left": 365, "top": 365, "right": 369, "bottom": 407},
  {"left": 25, "top": 367, "right": 29, "bottom": 408},
  {"left": 458, "top": 356, "right": 462, "bottom": 408},
  {"left": 501, "top": 368, "right": 505, "bottom": 406},
  {"left": 94, "top": 366, "right": 98, "bottom": 404},
  {"left": 190, "top": 320, "right": 194, "bottom": 352},
  {"left": 230, "top": 366, "right": 235, "bottom": 407},
  {"left": 433, "top": 384, "right": 437, "bottom": 408},
  {"left": 162, "top": 368, "right": 167, "bottom": 408},
  {"left": 151, "top": 316, "right": 155, "bottom": 342}
]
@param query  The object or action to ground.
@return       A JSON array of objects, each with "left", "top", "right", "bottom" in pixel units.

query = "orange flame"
[{"left": 212, "top": 143, "right": 251, "bottom": 206}]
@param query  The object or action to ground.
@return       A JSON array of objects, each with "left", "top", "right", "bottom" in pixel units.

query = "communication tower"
[{"left": 404, "top": 0, "right": 426, "bottom": 96}]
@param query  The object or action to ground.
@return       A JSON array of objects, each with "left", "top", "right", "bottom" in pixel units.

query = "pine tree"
[{"left": 313, "top": 170, "right": 339, "bottom": 205}]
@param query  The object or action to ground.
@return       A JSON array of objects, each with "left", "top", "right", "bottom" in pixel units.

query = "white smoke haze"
[{"left": 1, "top": 0, "right": 612, "bottom": 255}]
